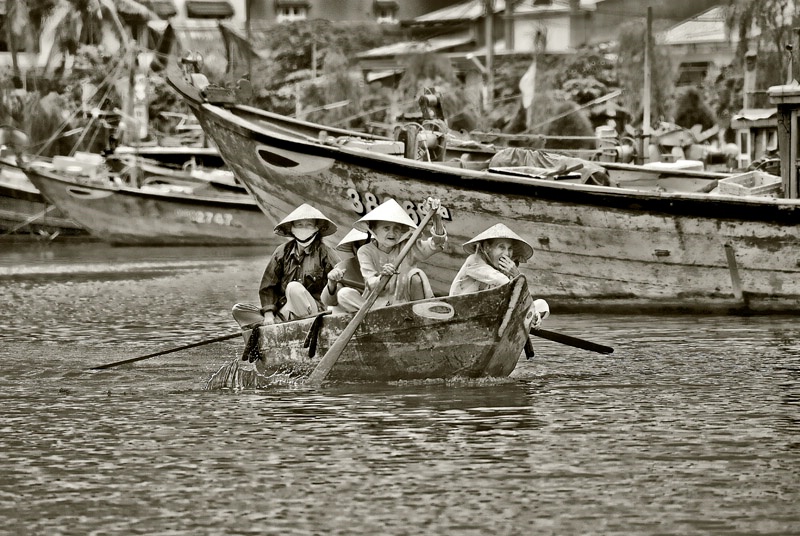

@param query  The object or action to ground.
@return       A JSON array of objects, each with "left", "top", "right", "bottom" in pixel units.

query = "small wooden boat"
[
  {"left": 23, "top": 160, "right": 272, "bottom": 246},
  {"left": 0, "top": 157, "right": 87, "bottom": 237},
  {"left": 207, "top": 276, "right": 535, "bottom": 388}
]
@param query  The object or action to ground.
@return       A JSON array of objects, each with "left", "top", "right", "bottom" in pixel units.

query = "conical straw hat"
[
  {"left": 354, "top": 199, "right": 416, "bottom": 232},
  {"left": 462, "top": 223, "right": 534, "bottom": 261},
  {"left": 336, "top": 228, "right": 370, "bottom": 252},
  {"left": 274, "top": 203, "right": 337, "bottom": 237}
]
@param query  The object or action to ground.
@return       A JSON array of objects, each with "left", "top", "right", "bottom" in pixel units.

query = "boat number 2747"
[
  {"left": 345, "top": 188, "right": 452, "bottom": 225},
  {"left": 176, "top": 209, "right": 234, "bottom": 226}
]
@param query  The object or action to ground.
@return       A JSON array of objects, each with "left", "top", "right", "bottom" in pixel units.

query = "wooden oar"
[
  {"left": 530, "top": 328, "right": 614, "bottom": 354},
  {"left": 89, "top": 332, "right": 241, "bottom": 370},
  {"left": 308, "top": 205, "right": 439, "bottom": 385}
]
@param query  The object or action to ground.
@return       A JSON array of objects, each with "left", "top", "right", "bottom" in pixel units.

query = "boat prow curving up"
[{"left": 207, "top": 276, "right": 535, "bottom": 389}]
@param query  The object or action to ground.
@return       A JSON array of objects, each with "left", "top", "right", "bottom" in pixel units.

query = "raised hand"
[{"left": 498, "top": 255, "right": 519, "bottom": 277}]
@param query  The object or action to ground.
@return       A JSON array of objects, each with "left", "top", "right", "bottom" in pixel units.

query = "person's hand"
[
  {"left": 498, "top": 255, "right": 519, "bottom": 277},
  {"left": 531, "top": 311, "right": 542, "bottom": 330},
  {"left": 531, "top": 299, "right": 549, "bottom": 330},
  {"left": 328, "top": 267, "right": 344, "bottom": 283},
  {"left": 262, "top": 311, "right": 275, "bottom": 325},
  {"left": 380, "top": 263, "right": 396, "bottom": 276},
  {"left": 424, "top": 196, "right": 441, "bottom": 212}
]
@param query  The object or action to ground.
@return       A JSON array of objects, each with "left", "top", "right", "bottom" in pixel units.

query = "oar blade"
[{"left": 531, "top": 328, "right": 614, "bottom": 354}]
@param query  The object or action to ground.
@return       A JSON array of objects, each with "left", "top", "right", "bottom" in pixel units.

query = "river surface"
[{"left": 0, "top": 240, "right": 798, "bottom": 535}]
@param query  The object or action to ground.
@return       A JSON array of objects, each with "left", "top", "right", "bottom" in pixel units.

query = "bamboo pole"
[{"left": 641, "top": 6, "right": 652, "bottom": 164}]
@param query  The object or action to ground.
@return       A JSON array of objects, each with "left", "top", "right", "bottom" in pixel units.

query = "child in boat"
[
  {"left": 231, "top": 203, "right": 341, "bottom": 328},
  {"left": 450, "top": 223, "right": 549, "bottom": 328},
  {"left": 352, "top": 197, "right": 447, "bottom": 308},
  {"left": 321, "top": 228, "right": 369, "bottom": 314}
]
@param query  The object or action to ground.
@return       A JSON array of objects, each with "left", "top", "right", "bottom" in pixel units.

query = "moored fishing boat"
[
  {"left": 23, "top": 160, "right": 272, "bottom": 246},
  {"left": 168, "top": 66, "right": 800, "bottom": 314},
  {"left": 106, "top": 153, "right": 245, "bottom": 194},
  {"left": 0, "top": 156, "right": 87, "bottom": 238},
  {"left": 206, "top": 276, "right": 535, "bottom": 388}
]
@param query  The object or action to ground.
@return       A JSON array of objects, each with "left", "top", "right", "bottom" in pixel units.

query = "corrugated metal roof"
[
  {"left": 186, "top": 0, "right": 234, "bottom": 19},
  {"left": 731, "top": 109, "right": 777, "bottom": 122},
  {"left": 141, "top": 0, "right": 177, "bottom": 19},
  {"left": 356, "top": 33, "right": 474, "bottom": 58},
  {"left": 412, "top": 0, "right": 505, "bottom": 23}
]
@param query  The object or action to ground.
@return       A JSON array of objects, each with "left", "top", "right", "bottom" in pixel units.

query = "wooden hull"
[
  {"left": 169, "top": 73, "right": 800, "bottom": 313},
  {"left": 24, "top": 166, "right": 272, "bottom": 246},
  {"left": 0, "top": 160, "right": 86, "bottom": 236},
  {"left": 211, "top": 277, "right": 533, "bottom": 387}
]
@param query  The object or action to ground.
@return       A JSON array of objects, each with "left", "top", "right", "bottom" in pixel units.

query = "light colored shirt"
[
  {"left": 357, "top": 233, "right": 444, "bottom": 306},
  {"left": 449, "top": 252, "right": 510, "bottom": 296}
]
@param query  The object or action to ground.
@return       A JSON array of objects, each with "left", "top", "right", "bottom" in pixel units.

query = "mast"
[
  {"left": 246, "top": 0, "right": 252, "bottom": 81},
  {"left": 484, "top": 0, "right": 494, "bottom": 112},
  {"left": 641, "top": 6, "right": 652, "bottom": 163}
]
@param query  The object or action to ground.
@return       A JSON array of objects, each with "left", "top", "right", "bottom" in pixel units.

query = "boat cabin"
[
  {"left": 730, "top": 108, "right": 778, "bottom": 169},
  {"left": 767, "top": 82, "right": 800, "bottom": 198}
]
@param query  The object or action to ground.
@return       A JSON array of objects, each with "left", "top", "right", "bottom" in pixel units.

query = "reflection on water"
[{"left": 0, "top": 241, "right": 798, "bottom": 535}]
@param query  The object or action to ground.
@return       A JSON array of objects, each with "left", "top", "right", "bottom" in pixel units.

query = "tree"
[
  {"left": 673, "top": 86, "right": 717, "bottom": 130},
  {"left": 38, "top": 0, "right": 151, "bottom": 75},
  {"left": 3, "top": 0, "right": 32, "bottom": 87},
  {"left": 726, "top": 0, "right": 795, "bottom": 76}
]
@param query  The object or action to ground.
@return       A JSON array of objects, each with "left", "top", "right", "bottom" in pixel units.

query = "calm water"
[{"left": 0, "top": 240, "right": 798, "bottom": 535}]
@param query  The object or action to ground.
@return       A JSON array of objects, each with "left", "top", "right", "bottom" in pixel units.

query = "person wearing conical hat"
[
  {"left": 450, "top": 223, "right": 549, "bottom": 327},
  {"left": 353, "top": 196, "right": 447, "bottom": 308},
  {"left": 231, "top": 203, "right": 341, "bottom": 328},
  {"left": 321, "top": 228, "right": 369, "bottom": 314}
]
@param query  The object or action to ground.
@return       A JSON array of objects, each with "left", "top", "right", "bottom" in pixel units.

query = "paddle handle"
[
  {"left": 309, "top": 205, "right": 438, "bottom": 384},
  {"left": 90, "top": 332, "right": 241, "bottom": 370},
  {"left": 530, "top": 328, "right": 613, "bottom": 354}
]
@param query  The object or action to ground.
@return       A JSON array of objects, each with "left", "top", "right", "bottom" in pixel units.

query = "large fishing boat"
[{"left": 167, "top": 66, "right": 800, "bottom": 314}]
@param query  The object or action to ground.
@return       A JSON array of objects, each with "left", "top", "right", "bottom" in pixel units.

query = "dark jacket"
[{"left": 258, "top": 238, "right": 340, "bottom": 313}]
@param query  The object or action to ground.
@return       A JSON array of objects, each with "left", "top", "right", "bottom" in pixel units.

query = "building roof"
[
  {"left": 659, "top": 6, "right": 729, "bottom": 45},
  {"left": 513, "top": 0, "right": 601, "bottom": 15},
  {"left": 659, "top": 5, "right": 760, "bottom": 46},
  {"left": 411, "top": 0, "right": 505, "bottom": 23},
  {"left": 730, "top": 108, "right": 777, "bottom": 130},
  {"left": 356, "top": 33, "right": 474, "bottom": 59}
]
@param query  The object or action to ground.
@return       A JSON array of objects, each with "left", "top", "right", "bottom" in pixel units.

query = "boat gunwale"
[
  {"left": 24, "top": 165, "right": 260, "bottom": 210},
  {"left": 169, "top": 83, "right": 800, "bottom": 224}
]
